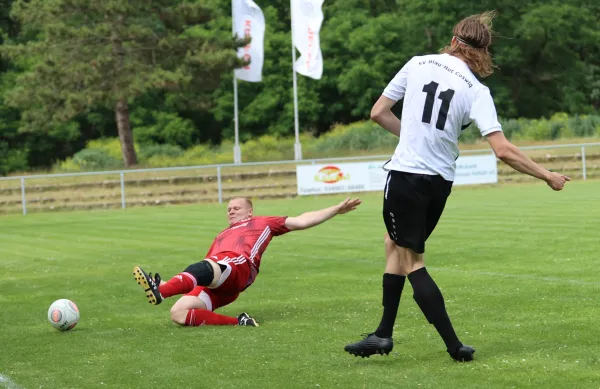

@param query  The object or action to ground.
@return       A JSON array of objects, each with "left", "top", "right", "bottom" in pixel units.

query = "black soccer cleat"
[
  {"left": 449, "top": 344, "right": 476, "bottom": 362},
  {"left": 237, "top": 312, "right": 259, "bottom": 327},
  {"left": 344, "top": 333, "right": 394, "bottom": 358},
  {"left": 153, "top": 272, "right": 162, "bottom": 287},
  {"left": 133, "top": 266, "right": 163, "bottom": 305}
]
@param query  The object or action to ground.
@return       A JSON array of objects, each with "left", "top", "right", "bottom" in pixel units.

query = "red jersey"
[{"left": 206, "top": 216, "right": 291, "bottom": 287}]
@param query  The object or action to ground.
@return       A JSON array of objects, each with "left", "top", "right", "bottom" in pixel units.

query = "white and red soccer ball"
[{"left": 47, "top": 299, "right": 80, "bottom": 331}]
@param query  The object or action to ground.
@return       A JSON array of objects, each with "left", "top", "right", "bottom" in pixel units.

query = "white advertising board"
[
  {"left": 296, "top": 154, "right": 497, "bottom": 195},
  {"left": 453, "top": 154, "right": 499, "bottom": 186}
]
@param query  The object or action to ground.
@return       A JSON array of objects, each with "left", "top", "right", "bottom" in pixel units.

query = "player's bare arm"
[
  {"left": 371, "top": 95, "right": 401, "bottom": 137},
  {"left": 284, "top": 197, "right": 362, "bottom": 231},
  {"left": 485, "top": 132, "right": 570, "bottom": 191}
]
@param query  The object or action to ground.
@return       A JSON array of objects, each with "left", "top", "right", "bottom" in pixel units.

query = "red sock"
[
  {"left": 185, "top": 309, "right": 238, "bottom": 326},
  {"left": 159, "top": 272, "right": 196, "bottom": 298}
]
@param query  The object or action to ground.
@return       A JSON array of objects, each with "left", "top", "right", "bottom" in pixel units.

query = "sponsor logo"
[{"left": 315, "top": 165, "right": 348, "bottom": 184}]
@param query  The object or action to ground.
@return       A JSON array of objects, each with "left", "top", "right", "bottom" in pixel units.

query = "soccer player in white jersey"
[{"left": 344, "top": 11, "right": 570, "bottom": 362}]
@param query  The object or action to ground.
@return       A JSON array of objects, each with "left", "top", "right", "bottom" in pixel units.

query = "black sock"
[
  {"left": 374, "top": 273, "right": 406, "bottom": 338},
  {"left": 408, "top": 267, "right": 462, "bottom": 354}
]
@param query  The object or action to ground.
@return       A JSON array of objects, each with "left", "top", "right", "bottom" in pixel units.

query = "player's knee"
[
  {"left": 384, "top": 233, "right": 396, "bottom": 248},
  {"left": 384, "top": 234, "right": 400, "bottom": 261},
  {"left": 170, "top": 308, "right": 188, "bottom": 325},
  {"left": 184, "top": 260, "right": 222, "bottom": 287}
]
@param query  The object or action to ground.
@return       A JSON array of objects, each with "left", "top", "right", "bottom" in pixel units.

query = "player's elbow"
[
  {"left": 486, "top": 132, "right": 513, "bottom": 161},
  {"left": 371, "top": 96, "right": 395, "bottom": 122},
  {"left": 370, "top": 107, "right": 383, "bottom": 122},
  {"left": 493, "top": 143, "right": 513, "bottom": 160},
  {"left": 492, "top": 145, "right": 507, "bottom": 160}
]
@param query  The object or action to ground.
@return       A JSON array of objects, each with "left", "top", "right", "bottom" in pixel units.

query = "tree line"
[{"left": 0, "top": 0, "right": 598, "bottom": 173}]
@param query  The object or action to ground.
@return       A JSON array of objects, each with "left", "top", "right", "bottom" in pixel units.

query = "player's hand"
[
  {"left": 337, "top": 197, "right": 362, "bottom": 214},
  {"left": 545, "top": 172, "right": 571, "bottom": 191}
]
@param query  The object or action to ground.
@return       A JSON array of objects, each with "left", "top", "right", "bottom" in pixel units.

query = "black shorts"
[{"left": 382, "top": 170, "right": 453, "bottom": 254}]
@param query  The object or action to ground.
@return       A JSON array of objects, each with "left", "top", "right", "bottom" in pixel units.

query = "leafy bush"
[
  {"left": 50, "top": 113, "right": 600, "bottom": 172},
  {"left": 568, "top": 114, "right": 600, "bottom": 137},
  {"left": 138, "top": 144, "right": 185, "bottom": 160},
  {"left": 55, "top": 138, "right": 126, "bottom": 172},
  {"left": 70, "top": 149, "right": 121, "bottom": 170},
  {"left": 134, "top": 112, "right": 196, "bottom": 148},
  {"left": 0, "top": 142, "right": 29, "bottom": 175},
  {"left": 459, "top": 113, "right": 600, "bottom": 143},
  {"left": 309, "top": 121, "right": 397, "bottom": 154},
  {"left": 85, "top": 138, "right": 130, "bottom": 160},
  {"left": 183, "top": 144, "right": 212, "bottom": 158},
  {"left": 242, "top": 135, "right": 295, "bottom": 161}
]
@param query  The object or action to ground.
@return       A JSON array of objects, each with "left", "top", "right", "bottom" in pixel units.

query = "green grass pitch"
[{"left": 1, "top": 180, "right": 600, "bottom": 389}]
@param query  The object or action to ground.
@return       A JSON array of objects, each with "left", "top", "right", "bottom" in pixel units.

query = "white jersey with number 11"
[{"left": 382, "top": 53, "right": 502, "bottom": 181}]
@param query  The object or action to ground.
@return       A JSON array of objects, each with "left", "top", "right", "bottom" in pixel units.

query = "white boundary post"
[
  {"left": 120, "top": 172, "right": 126, "bottom": 208},
  {"left": 582, "top": 146, "right": 587, "bottom": 180},
  {"left": 217, "top": 166, "right": 223, "bottom": 204},
  {"left": 20, "top": 177, "right": 27, "bottom": 215}
]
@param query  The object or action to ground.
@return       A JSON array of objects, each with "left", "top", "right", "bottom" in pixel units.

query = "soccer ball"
[{"left": 47, "top": 299, "right": 80, "bottom": 331}]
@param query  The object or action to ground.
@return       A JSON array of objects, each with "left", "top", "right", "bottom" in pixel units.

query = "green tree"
[
  {"left": 1, "top": 0, "right": 246, "bottom": 167},
  {"left": 1, "top": 0, "right": 599, "bottom": 174}
]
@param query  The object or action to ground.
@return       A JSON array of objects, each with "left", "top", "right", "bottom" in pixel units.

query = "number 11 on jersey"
[{"left": 421, "top": 81, "right": 455, "bottom": 131}]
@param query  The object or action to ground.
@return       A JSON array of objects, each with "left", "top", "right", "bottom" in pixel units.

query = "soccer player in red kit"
[{"left": 133, "top": 196, "right": 361, "bottom": 327}]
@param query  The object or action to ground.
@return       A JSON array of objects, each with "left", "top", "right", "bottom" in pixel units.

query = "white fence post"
[
  {"left": 217, "top": 166, "right": 223, "bottom": 204},
  {"left": 20, "top": 177, "right": 27, "bottom": 215},
  {"left": 581, "top": 146, "right": 587, "bottom": 180},
  {"left": 120, "top": 172, "right": 126, "bottom": 208}
]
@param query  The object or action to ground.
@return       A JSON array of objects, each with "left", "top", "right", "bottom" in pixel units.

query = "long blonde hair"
[{"left": 440, "top": 11, "right": 497, "bottom": 78}]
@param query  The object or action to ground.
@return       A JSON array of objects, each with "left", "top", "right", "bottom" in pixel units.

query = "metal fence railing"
[{"left": 1, "top": 142, "right": 598, "bottom": 215}]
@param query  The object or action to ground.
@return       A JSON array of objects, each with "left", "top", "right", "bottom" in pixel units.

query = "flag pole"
[
  {"left": 233, "top": 73, "right": 242, "bottom": 164},
  {"left": 290, "top": 0, "right": 302, "bottom": 160},
  {"left": 232, "top": 0, "right": 241, "bottom": 164}
]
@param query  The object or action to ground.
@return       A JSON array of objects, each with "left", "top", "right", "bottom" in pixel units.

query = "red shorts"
[{"left": 184, "top": 252, "right": 251, "bottom": 311}]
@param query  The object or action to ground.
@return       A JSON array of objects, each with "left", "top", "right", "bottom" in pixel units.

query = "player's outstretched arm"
[
  {"left": 284, "top": 198, "right": 362, "bottom": 231},
  {"left": 371, "top": 95, "right": 401, "bottom": 137},
  {"left": 485, "top": 132, "right": 571, "bottom": 191}
]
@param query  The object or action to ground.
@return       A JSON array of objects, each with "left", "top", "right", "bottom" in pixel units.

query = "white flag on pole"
[
  {"left": 232, "top": 0, "right": 266, "bottom": 82},
  {"left": 291, "top": 0, "right": 324, "bottom": 80}
]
